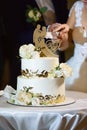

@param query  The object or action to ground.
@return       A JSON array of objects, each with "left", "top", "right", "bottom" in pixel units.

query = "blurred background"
[{"left": 0, "top": 0, "right": 76, "bottom": 90}]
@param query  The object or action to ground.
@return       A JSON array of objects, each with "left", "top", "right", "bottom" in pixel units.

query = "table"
[{"left": 0, "top": 90, "right": 87, "bottom": 130}]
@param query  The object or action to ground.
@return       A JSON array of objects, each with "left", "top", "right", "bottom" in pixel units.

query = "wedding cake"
[
  {"left": 9, "top": 25, "right": 72, "bottom": 106},
  {"left": 16, "top": 43, "right": 72, "bottom": 106}
]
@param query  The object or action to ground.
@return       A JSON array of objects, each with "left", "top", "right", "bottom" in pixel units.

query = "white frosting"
[
  {"left": 21, "top": 57, "right": 59, "bottom": 73},
  {"left": 17, "top": 76, "right": 65, "bottom": 96}
]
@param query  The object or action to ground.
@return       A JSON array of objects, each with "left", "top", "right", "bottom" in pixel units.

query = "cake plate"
[{"left": 7, "top": 97, "right": 75, "bottom": 107}]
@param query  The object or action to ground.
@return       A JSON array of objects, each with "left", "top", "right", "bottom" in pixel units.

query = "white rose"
[
  {"left": 24, "top": 95, "right": 32, "bottom": 105},
  {"left": 55, "top": 70, "right": 63, "bottom": 77},
  {"left": 19, "top": 44, "right": 28, "bottom": 58},
  {"left": 31, "top": 51, "right": 40, "bottom": 59},
  {"left": 19, "top": 44, "right": 40, "bottom": 59},
  {"left": 28, "top": 10, "right": 34, "bottom": 18},
  {"left": 36, "top": 11, "right": 41, "bottom": 18},
  {"left": 32, "top": 97, "right": 40, "bottom": 105},
  {"left": 28, "top": 44, "right": 35, "bottom": 52},
  {"left": 19, "top": 44, "right": 32, "bottom": 59},
  {"left": 60, "top": 63, "right": 72, "bottom": 77},
  {"left": 25, "top": 51, "right": 31, "bottom": 59}
]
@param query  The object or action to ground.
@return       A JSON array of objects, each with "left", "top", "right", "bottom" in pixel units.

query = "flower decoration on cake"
[
  {"left": 48, "top": 63, "right": 72, "bottom": 78},
  {"left": 19, "top": 44, "right": 40, "bottom": 59},
  {"left": 26, "top": 5, "right": 47, "bottom": 25},
  {"left": 11, "top": 87, "right": 65, "bottom": 106},
  {"left": 59, "top": 63, "right": 72, "bottom": 77}
]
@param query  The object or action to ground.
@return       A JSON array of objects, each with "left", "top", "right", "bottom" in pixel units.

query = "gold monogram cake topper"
[{"left": 33, "top": 24, "right": 59, "bottom": 57}]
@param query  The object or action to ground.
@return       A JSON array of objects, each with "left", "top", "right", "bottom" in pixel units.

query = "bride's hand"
[
  {"left": 48, "top": 23, "right": 61, "bottom": 40},
  {"left": 48, "top": 23, "right": 61, "bottom": 32},
  {"left": 53, "top": 24, "right": 70, "bottom": 34},
  {"left": 48, "top": 23, "right": 69, "bottom": 39},
  {"left": 47, "top": 23, "right": 69, "bottom": 50},
  {"left": 52, "top": 24, "right": 69, "bottom": 50}
]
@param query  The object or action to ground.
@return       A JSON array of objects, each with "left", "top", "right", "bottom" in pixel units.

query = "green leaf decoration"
[
  {"left": 56, "top": 65, "right": 61, "bottom": 70},
  {"left": 40, "top": 7, "right": 48, "bottom": 13}
]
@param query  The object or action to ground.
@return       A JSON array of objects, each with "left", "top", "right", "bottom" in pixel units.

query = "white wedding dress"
[{"left": 65, "top": 1, "right": 87, "bottom": 92}]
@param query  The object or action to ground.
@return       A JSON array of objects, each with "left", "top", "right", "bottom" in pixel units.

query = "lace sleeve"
[
  {"left": 68, "top": 1, "right": 83, "bottom": 27},
  {"left": 69, "top": 2, "right": 77, "bottom": 17}
]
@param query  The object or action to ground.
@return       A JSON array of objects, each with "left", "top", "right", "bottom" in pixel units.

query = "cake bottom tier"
[{"left": 17, "top": 76, "right": 65, "bottom": 97}]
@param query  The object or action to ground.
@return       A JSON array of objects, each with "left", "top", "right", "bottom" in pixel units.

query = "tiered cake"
[
  {"left": 15, "top": 25, "right": 72, "bottom": 106},
  {"left": 16, "top": 43, "right": 72, "bottom": 106},
  {"left": 17, "top": 56, "right": 65, "bottom": 97}
]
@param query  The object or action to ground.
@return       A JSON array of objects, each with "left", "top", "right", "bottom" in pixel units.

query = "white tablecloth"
[{"left": 0, "top": 90, "right": 87, "bottom": 130}]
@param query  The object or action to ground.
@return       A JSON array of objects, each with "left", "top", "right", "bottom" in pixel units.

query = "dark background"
[{"left": 0, "top": 0, "right": 68, "bottom": 89}]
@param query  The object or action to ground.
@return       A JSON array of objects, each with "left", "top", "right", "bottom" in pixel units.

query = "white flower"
[
  {"left": 19, "top": 44, "right": 40, "bottom": 59},
  {"left": 28, "top": 10, "right": 34, "bottom": 18},
  {"left": 49, "top": 63, "right": 72, "bottom": 78},
  {"left": 28, "top": 9, "right": 41, "bottom": 22},
  {"left": 31, "top": 51, "right": 40, "bottom": 59},
  {"left": 24, "top": 94, "right": 32, "bottom": 104},
  {"left": 60, "top": 63, "right": 72, "bottom": 77},
  {"left": 19, "top": 44, "right": 29, "bottom": 58},
  {"left": 28, "top": 44, "right": 35, "bottom": 52},
  {"left": 36, "top": 11, "right": 41, "bottom": 18},
  {"left": 55, "top": 70, "right": 63, "bottom": 77},
  {"left": 48, "top": 68, "right": 63, "bottom": 78},
  {"left": 32, "top": 97, "right": 40, "bottom": 105}
]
